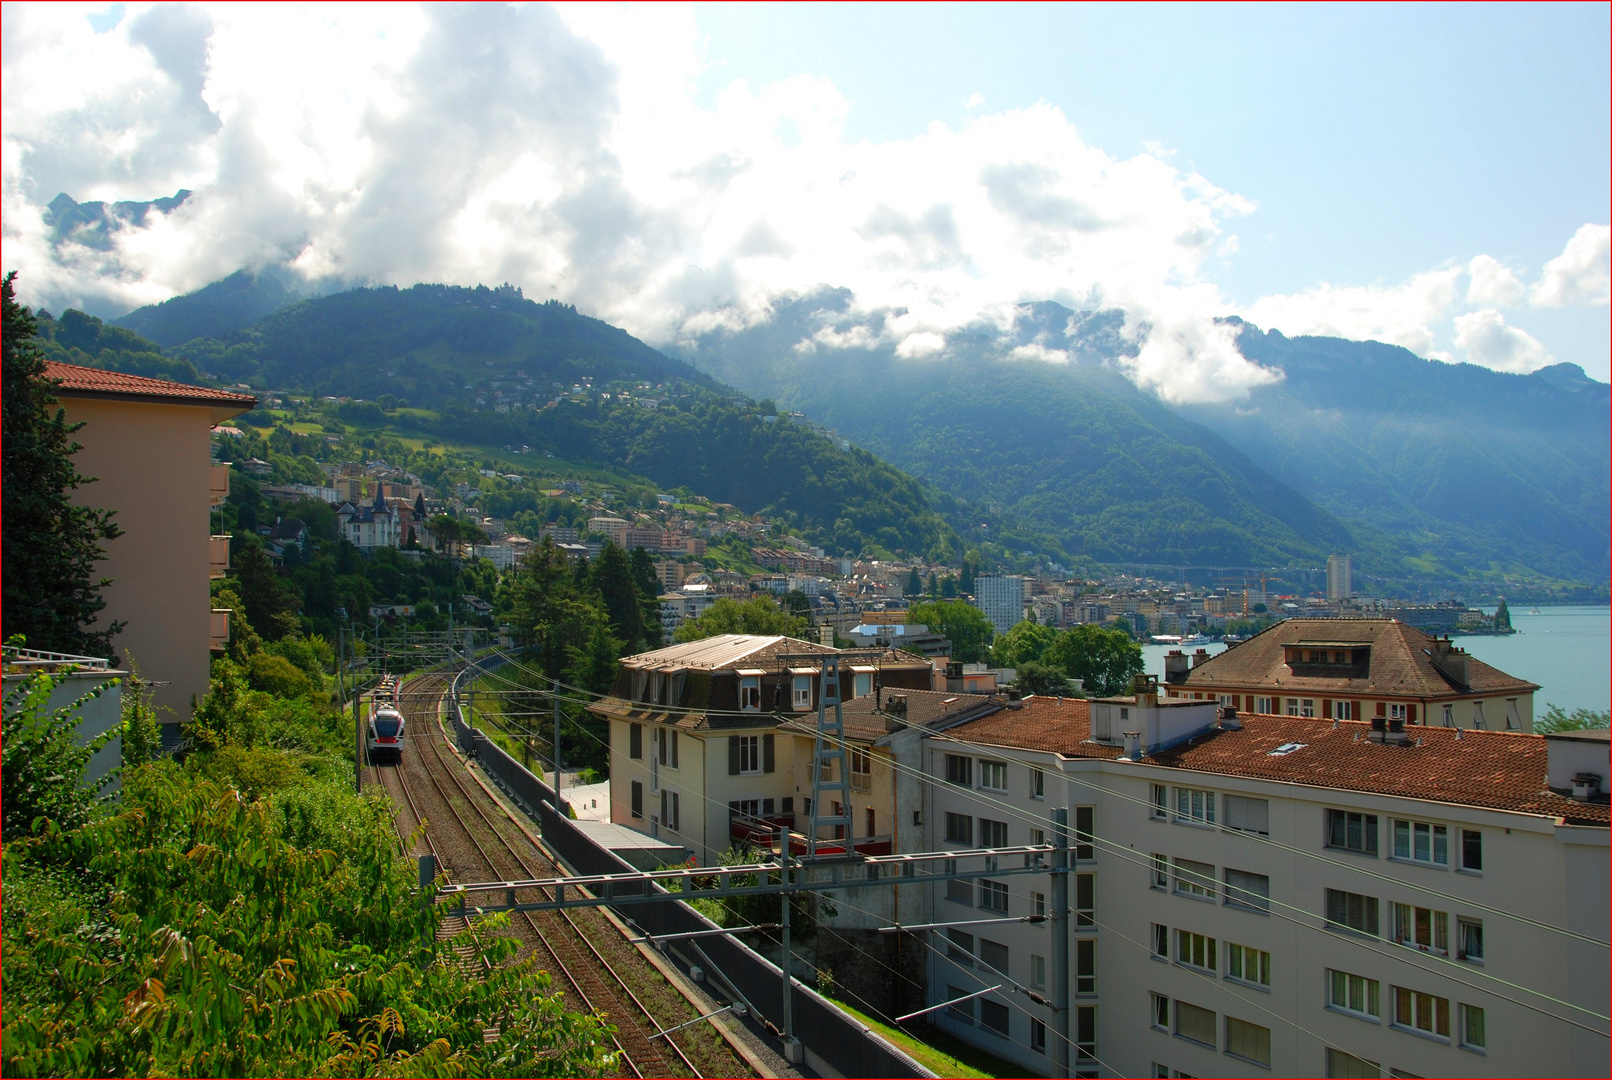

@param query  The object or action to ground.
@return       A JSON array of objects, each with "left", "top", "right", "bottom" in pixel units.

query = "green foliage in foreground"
[
  {"left": 1535, "top": 705, "right": 1612, "bottom": 735},
  {"left": 1, "top": 670, "right": 121, "bottom": 842},
  {"left": 1041, "top": 622, "right": 1145, "bottom": 698},
  {"left": 907, "top": 601, "right": 994, "bottom": 664},
  {"left": 2, "top": 663, "right": 620, "bottom": 1077}
]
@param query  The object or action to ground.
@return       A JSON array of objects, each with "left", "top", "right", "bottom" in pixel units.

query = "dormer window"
[{"left": 739, "top": 674, "right": 761, "bottom": 711}]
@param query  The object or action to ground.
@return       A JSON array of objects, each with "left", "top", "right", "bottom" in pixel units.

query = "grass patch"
[{"left": 828, "top": 998, "right": 1032, "bottom": 1078}]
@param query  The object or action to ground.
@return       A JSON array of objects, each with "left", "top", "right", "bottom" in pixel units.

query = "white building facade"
[
  {"left": 974, "top": 574, "right": 1029, "bottom": 636},
  {"left": 913, "top": 698, "right": 1609, "bottom": 1078}
]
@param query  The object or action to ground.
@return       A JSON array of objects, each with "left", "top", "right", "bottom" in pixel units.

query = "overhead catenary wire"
[{"left": 468, "top": 647, "right": 1611, "bottom": 1030}]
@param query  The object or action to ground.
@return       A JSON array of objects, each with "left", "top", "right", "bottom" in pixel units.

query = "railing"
[
  {"left": 731, "top": 814, "right": 796, "bottom": 849},
  {"left": 209, "top": 463, "right": 231, "bottom": 506},
  {"left": 209, "top": 609, "right": 231, "bottom": 651},
  {"left": 1, "top": 646, "right": 115, "bottom": 673},
  {"left": 209, "top": 535, "right": 230, "bottom": 579}
]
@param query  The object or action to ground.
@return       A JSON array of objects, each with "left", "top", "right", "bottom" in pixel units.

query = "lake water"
[{"left": 1137, "top": 605, "right": 1610, "bottom": 715}]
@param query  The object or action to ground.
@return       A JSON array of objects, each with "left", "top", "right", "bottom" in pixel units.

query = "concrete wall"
[
  {"left": 59, "top": 397, "right": 216, "bottom": 721},
  {"left": 1, "top": 668, "right": 125, "bottom": 791}
]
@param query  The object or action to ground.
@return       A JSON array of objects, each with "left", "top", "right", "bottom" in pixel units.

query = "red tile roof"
[
  {"left": 44, "top": 361, "right": 257, "bottom": 409},
  {"left": 1179, "top": 618, "right": 1538, "bottom": 698},
  {"left": 940, "top": 698, "right": 1608, "bottom": 826}
]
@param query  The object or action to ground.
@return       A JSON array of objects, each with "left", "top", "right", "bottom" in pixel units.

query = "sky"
[{"left": 2, "top": 2, "right": 1607, "bottom": 400}]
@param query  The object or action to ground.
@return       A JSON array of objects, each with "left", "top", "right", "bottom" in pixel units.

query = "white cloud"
[
  {"left": 0, "top": 3, "right": 1586, "bottom": 397},
  {"left": 1009, "top": 342, "right": 1070, "bottom": 364},
  {"left": 1237, "top": 267, "right": 1464, "bottom": 360},
  {"left": 1453, "top": 309, "right": 1553, "bottom": 373},
  {"left": 1466, "top": 254, "right": 1525, "bottom": 307},
  {"left": 1530, "top": 223, "right": 1611, "bottom": 307}
]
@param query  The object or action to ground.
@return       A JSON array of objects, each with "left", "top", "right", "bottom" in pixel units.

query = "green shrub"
[{"left": 247, "top": 652, "right": 314, "bottom": 700}]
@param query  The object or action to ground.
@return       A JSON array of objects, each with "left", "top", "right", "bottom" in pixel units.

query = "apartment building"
[
  {"left": 911, "top": 693, "right": 1608, "bottom": 1078},
  {"left": 1172, "top": 619, "right": 1539, "bottom": 732},
  {"left": 43, "top": 362, "right": 255, "bottom": 726},
  {"left": 974, "top": 574, "right": 1029, "bottom": 636},
  {"left": 588, "top": 635, "right": 934, "bottom": 865}
]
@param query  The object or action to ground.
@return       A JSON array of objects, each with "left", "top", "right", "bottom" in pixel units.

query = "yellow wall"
[{"left": 60, "top": 397, "right": 216, "bottom": 721}]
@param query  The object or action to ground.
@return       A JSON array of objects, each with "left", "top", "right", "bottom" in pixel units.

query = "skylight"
[{"left": 1268, "top": 742, "right": 1307, "bottom": 757}]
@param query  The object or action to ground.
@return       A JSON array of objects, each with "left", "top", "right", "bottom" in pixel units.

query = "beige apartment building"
[
  {"left": 1170, "top": 619, "right": 1539, "bottom": 731},
  {"left": 45, "top": 362, "right": 255, "bottom": 730}
]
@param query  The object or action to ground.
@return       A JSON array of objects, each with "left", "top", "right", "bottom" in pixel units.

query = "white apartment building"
[
  {"left": 1328, "top": 555, "right": 1354, "bottom": 602},
  {"left": 912, "top": 694, "right": 1609, "bottom": 1078},
  {"left": 974, "top": 574, "right": 1029, "bottom": 637}
]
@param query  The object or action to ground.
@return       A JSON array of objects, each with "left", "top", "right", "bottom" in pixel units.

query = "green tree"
[
  {"left": 120, "top": 660, "right": 163, "bottom": 767},
  {"left": 991, "top": 619, "right": 1056, "bottom": 668},
  {"left": 673, "top": 597, "right": 807, "bottom": 642},
  {"left": 1042, "top": 623, "right": 1144, "bottom": 697},
  {"left": 1494, "top": 598, "right": 1512, "bottom": 631},
  {"left": 1534, "top": 704, "right": 1610, "bottom": 734},
  {"left": 1, "top": 668, "right": 121, "bottom": 840},
  {"left": 591, "top": 542, "right": 649, "bottom": 654},
  {"left": 1015, "top": 660, "right": 1081, "bottom": 698},
  {"left": 2, "top": 272, "right": 124, "bottom": 656},
  {"left": 907, "top": 600, "right": 994, "bottom": 663},
  {"left": 228, "top": 540, "right": 302, "bottom": 640},
  {"left": 781, "top": 589, "right": 813, "bottom": 622},
  {"left": 906, "top": 567, "right": 922, "bottom": 596}
]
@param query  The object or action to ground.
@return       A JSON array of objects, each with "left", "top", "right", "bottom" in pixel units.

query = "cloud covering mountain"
[{"left": 3, "top": 3, "right": 1606, "bottom": 400}]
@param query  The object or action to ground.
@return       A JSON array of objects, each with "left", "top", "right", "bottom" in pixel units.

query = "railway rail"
[{"left": 375, "top": 672, "right": 735, "bottom": 1078}]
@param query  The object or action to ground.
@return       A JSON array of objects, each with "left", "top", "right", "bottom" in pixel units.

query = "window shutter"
[
  {"left": 729, "top": 736, "right": 741, "bottom": 775},
  {"left": 763, "top": 733, "right": 776, "bottom": 773},
  {"left": 1225, "top": 868, "right": 1271, "bottom": 910},
  {"left": 629, "top": 723, "right": 642, "bottom": 760},
  {"left": 1406, "top": 703, "right": 1417, "bottom": 723},
  {"left": 1224, "top": 795, "right": 1269, "bottom": 834}
]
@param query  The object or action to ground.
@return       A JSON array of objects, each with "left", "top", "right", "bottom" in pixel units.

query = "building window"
[
  {"left": 946, "top": 985, "right": 974, "bottom": 1024},
  {"left": 1151, "top": 1065, "right": 1169, "bottom": 1079},
  {"left": 853, "top": 672, "right": 872, "bottom": 698},
  {"left": 630, "top": 780, "right": 643, "bottom": 819},
  {"left": 739, "top": 675, "right": 761, "bottom": 711},
  {"left": 1300, "top": 699, "right": 1317, "bottom": 718},
  {"left": 1152, "top": 923, "right": 1169, "bottom": 958},
  {"left": 1225, "top": 1016, "right": 1271, "bottom": 1068},
  {"left": 1224, "top": 869, "right": 1271, "bottom": 912},
  {"left": 1392, "top": 904, "right": 1448, "bottom": 955},
  {"left": 1327, "top": 809, "right": 1379, "bottom": 856},
  {"left": 980, "top": 998, "right": 1009, "bottom": 1036},
  {"left": 1442, "top": 703, "right": 1454, "bottom": 726},
  {"left": 979, "top": 760, "right": 1007, "bottom": 791},
  {"left": 1285, "top": 698, "right": 1300, "bottom": 716},
  {"left": 980, "top": 879, "right": 1009, "bottom": 914},
  {"left": 629, "top": 722, "right": 643, "bottom": 759},
  {"left": 1460, "top": 829, "right": 1482, "bottom": 871},
  {"left": 1151, "top": 993, "right": 1170, "bottom": 1030},
  {"left": 945, "top": 812, "right": 974, "bottom": 846},
  {"left": 1176, "top": 930, "right": 1217, "bottom": 972},
  {"left": 1392, "top": 987, "right": 1450, "bottom": 1039},
  {"left": 1076, "top": 938, "right": 1096, "bottom": 994},
  {"left": 866, "top": 806, "right": 876, "bottom": 837},
  {"left": 1076, "top": 872, "right": 1095, "bottom": 927},
  {"left": 979, "top": 818, "right": 1008, "bottom": 848},
  {"left": 1151, "top": 853, "right": 1169, "bottom": 889},
  {"left": 1031, "top": 1018, "right": 1047, "bottom": 1054},
  {"left": 1031, "top": 767, "right": 1045, "bottom": 798},
  {"left": 1227, "top": 942, "right": 1270, "bottom": 987},
  {"left": 1458, "top": 918, "right": 1484, "bottom": 962},
  {"left": 1027, "top": 827, "right": 1046, "bottom": 868},
  {"left": 1328, "top": 970, "right": 1380, "bottom": 1018},
  {"left": 1175, "top": 1001, "right": 1216, "bottom": 1047},
  {"left": 1075, "top": 805, "right": 1095, "bottom": 860},
  {"left": 1032, "top": 891, "right": 1046, "bottom": 918},
  {"left": 1388, "top": 703, "right": 1408, "bottom": 722},
  {"left": 1151, "top": 783, "right": 1168, "bottom": 818},
  {"left": 1175, "top": 787, "right": 1216, "bottom": 825},
  {"left": 1460, "top": 1004, "right": 1486, "bottom": 1051},
  {"left": 1334, "top": 700, "right": 1356, "bottom": 721},
  {"left": 946, "top": 928, "right": 973, "bottom": 963},
  {"left": 1254, "top": 696, "right": 1276, "bottom": 714},
  {"left": 1472, "top": 701, "right": 1487, "bottom": 728},
  {"left": 979, "top": 938, "right": 1008, "bottom": 975},
  {"left": 1326, "top": 1048, "right": 1381, "bottom": 1077},
  {"left": 1174, "top": 858, "right": 1216, "bottom": 900},
  {"left": 1326, "top": 889, "right": 1380, "bottom": 935},
  {"left": 1393, "top": 819, "right": 1449, "bottom": 866},
  {"left": 946, "top": 876, "right": 973, "bottom": 906},
  {"left": 1030, "top": 953, "right": 1047, "bottom": 989},
  {"left": 792, "top": 675, "right": 812, "bottom": 710},
  {"left": 946, "top": 754, "right": 973, "bottom": 787},
  {"left": 1076, "top": 1005, "right": 1097, "bottom": 1065},
  {"left": 1223, "top": 795, "right": 1269, "bottom": 835},
  {"left": 659, "top": 789, "right": 681, "bottom": 831},
  {"left": 735, "top": 735, "right": 761, "bottom": 774},
  {"left": 849, "top": 747, "right": 871, "bottom": 791}
]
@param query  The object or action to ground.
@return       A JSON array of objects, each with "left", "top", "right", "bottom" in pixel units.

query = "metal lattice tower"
[{"left": 806, "top": 654, "right": 852, "bottom": 857}]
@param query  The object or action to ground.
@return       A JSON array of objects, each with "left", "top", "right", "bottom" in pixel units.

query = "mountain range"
[{"left": 96, "top": 266, "right": 1610, "bottom": 594}]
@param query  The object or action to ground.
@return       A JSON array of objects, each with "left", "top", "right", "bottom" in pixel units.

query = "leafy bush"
[
  {"left": 1, "top": 670, "right": 120, "bottom": 841},
  {"left": 1535, "top": 705, "right": 1611, "bottom": 734},
  {"left": 247, "top": 652, "right": 314, "bottom": 700}
]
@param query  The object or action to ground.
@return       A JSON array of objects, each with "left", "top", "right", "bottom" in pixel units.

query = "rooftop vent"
[
  {"left": 1268, "top": 742, "right": 1307, "bottom": 757},
  {"left": 1572, "top": 772, "right": 1603, "bottom": 803}
]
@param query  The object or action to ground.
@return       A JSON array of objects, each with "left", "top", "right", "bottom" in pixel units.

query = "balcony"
[
  {"left": 210, "top": 463, "right": 231, "bottom": 506},
  {"left": 209, "top": 535, "right": 230, "bottom": 579},
  {"left": 210, "top": 608, "right": 231, "bottom": 651}
]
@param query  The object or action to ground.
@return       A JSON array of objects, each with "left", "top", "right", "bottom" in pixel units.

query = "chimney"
[
  {"left": 1123, "top": 731, "right": 1142, "bottom": 760},
  {"left": 1429, "top": 636, "right": 1470, "bottom": 687},
  {"left": 1572, "top": 773, "right": 1603, "bottom": 802},
  {"left": 1192, "top": 648, "right": 1211, "bottom": 668},
  {"left": 945, "top": 661, "right": 965, "bottom": 694},
  {"left": 1219, "top": 705, "right": 1242, "bottom": 730},
  {"left": 1163, "top": 650, "right": 1191, "bottom": 685}
]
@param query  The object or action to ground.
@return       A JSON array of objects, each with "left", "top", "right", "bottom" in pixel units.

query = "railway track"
[{"left": 378, "top": 671, "right": 721, "bottom": 1078}]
